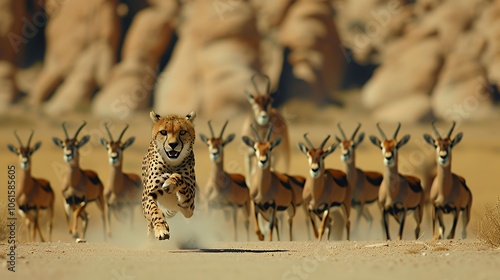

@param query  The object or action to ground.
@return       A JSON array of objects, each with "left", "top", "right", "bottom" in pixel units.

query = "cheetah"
[{"left": 141, "top": 111, "right": 197, "bottom": 240}]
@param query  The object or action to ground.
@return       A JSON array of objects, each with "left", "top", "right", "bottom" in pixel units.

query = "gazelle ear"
[
  {"left": 271, "top": 137, "right": 282, "bottom": 150},
  {"left": 323, "top": 143, "right": 338, "bottom": 158},
  {"left": 369, "top": 135, "right": 381, "bottom": 148},
  {"left": 77, "top": 135, "right": 90, "bottom": 148},
  {"left": 397, "top": 134, "right": 411, "bottom": 149},
  {"left": 7, "top": 145, "right": 17, "bottom": 154},
  {"left": 199, "top": 134, "right": 209, "bottom": 145},
  {"left": 297, "top": 142, "right": 309, "bottom": 155},
  {"left": 423, "top": 134, "right": 435, "bottom": 147},
  {"left": 122, "top": 137, "right": 135, "bottom": 150},
  {"left": 245, "top": 90, "right": 255, "bottom": 104},
  {"left": 222, "top": 134, "right": 235, "bottom": 146},
  {"left": 241, "top": 136, "right": 255, "bottom": 149},
  {"left": 150, "top": 111, "right": 161, "bottom": 123},
  {"left": 186, "top": 111, "right": 196, "bottom": 123},
  {"left": 355, "top": 132, "right": 365, "bottom": 146},
  {"left": 52, "top": 137, "right": 64, "bottom": 148},
  {"left": 451, "top": 132, "right": 463, "bottom": 147},
  {"left": 99, "top": 137, "right": 108, "bottom": 148},
  {"left": 31, "top": 142, "right": 42, "bottom": 153}
]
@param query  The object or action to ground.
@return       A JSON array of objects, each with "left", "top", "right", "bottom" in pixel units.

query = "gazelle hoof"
[
  {"left": 72, "top": 232, "right": 80, "bottom": 239},
  {"left": 256, "top": 232, "right": 264, "bottom": 241}
]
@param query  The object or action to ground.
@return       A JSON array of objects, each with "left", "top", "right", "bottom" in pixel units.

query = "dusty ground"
[{"left": 1, "top": 91, "right": 500, "bottom": 279}]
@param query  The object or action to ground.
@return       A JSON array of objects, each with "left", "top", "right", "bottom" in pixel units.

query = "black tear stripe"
[
  {"left": 157, "top": 189, "right": 164, "bottom": 196},
  {"left": 149, "top": 193, "right": 158, "bottom": 200}
]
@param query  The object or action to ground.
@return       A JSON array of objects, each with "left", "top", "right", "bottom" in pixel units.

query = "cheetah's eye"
[
  {"left": 180, "top": 130, "right": 187, "bottom": 136},
  {"left": 160, "top": 130, "right": 168, "bottom": 136}
]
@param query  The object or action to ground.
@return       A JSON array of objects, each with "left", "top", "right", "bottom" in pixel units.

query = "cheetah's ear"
[
  {"left": 186, "top": 111, "right": 196, "bottom": 123},
  {"left": 150, "top": 111, "right": 161, "bottom": 123}
]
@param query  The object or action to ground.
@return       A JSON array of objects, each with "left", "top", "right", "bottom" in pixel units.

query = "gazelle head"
[
  {"left": 199, "top": 120, "right": 235, "bottom": 163},
  {"left": 52, "top": 121, "right": 90, "bottom": 166},
  {"left": 242, "top": 124, "right": 282, "bottom": 169},
  {"left": 297, "top": 134, "right": 337, "bottom": 178},
  {"left": 423, "top": 121, "right": 462, "bottom": 167},
  {"left": 335, "top": 123, "right": 365, "bottom": 164},
  {"left": 99, "top": 123, "right": 135, "bottom": 167},
  {"left": 369, "top": 122, "right": 410, "bottom": 167},
  {"left": 245, "top": 74, "right": 274, "bottom": 126},
  {"left": 7, "top": 130, "right": 42, "bottom": 170}
]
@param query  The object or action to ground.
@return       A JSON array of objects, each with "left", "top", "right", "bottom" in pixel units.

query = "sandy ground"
[{"left": 1, "top": 92, "right": 500, "bottom": 279}]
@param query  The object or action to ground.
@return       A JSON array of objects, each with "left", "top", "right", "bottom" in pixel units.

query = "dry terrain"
[{"left": 1, "top": 93, "right": 500, "bottom": 279}]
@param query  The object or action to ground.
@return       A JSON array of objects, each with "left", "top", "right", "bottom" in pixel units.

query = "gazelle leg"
[
  {"left": 96, "top": 194, "right": 111, "bottom": 240},
  {"left": 232, "top": 206, "right": 238, "bottom": 241},
  {"left": 72, "top": 203, "right": 86, "bottom": 238},
  {"left": 48, "top": 201, "right": 54, "bottom": 242},
  {"left": 80, "top": 210, "right": 89, "bottom": 239},
  {"left": 344, "top": 205, "right": 351, "bottom": 241},
  {"left": 23, "top": 212, "right": 33, "bottom": 242},
  {"left": 318, "top": 210, "right": 330, "bottom": 241},
  {"left": 413, "top": 206, "right": 422, "bottom": 239},
  {"left": 253, "top": 203, "right": 264, "bottom": 241},
  {"left": 308, "top": 209, "right": 319, "bottom": 239},
  {"left": 397, "top": 209, "right": 407, "bottom": 240},
  {"left": 64, "top": 201, "right": 72, "bottom": 234},
  {"left": 436, "top": 208, "right": 445, "bottom": 239},
  {"left": 462, "top": 206, "right": 470, "bottom": 239},
  {"left": 447, "top": 208, "right": 459, "bottom": 239},
  {"left": 243, "top": 200, "right": 251, "bottom": 241},
  {"left": 382, "top": 209, "right": 390, "bottom": 240},
  {"left": 287, "top": 205, "right": 295, "bottom": 241},
  {"left": 34, "top": 208, "right": 45, "bottom": 242},
  {"left": 354, "top": 204, "right": 363, "bottom": 234},
  {"left": 269, "top": 205, "right": 277, "bottom": 241}
]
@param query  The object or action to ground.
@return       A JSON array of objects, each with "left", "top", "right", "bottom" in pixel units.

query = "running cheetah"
[{"left": 141, "top": 111, "right": 197, "bottom": 240}]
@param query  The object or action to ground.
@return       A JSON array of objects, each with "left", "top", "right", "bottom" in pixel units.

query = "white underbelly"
[{"left": 156, "top": 193, "right": 180, "bottom": 213}]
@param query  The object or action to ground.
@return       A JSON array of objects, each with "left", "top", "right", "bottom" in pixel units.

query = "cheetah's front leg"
[
  {"left": 143, "top": 194, "right": 170, "bottom": 240},
  {"left": 162, "top": 173, "right": 195, "bottom": 218}
]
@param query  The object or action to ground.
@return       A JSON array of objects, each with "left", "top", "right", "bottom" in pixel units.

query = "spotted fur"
[{"left": 141, "top": 111, "right": 197, "bottom": 240}]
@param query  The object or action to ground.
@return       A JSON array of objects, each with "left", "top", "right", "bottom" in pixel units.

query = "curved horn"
[
  {"left": 104, "top": 123, "right": 114, "bottom": 142},
  {"left": 73, "top": 121, "right": 87, "bottom": 139},
  {"left": 265, "top": 123, "right": 273, "bottom": 141},
  {"left": 320, "top": 135, "right": 331, "bottom": 149},
  {"left": 376, "top": 122, "right": 387, "bottom": 140},
  {"left": 208, "top": 120, "right": 215, "bottom": 138},
  {"left": 431, "top": 121, "right": 442, "bottom": 139},
  {"left": 263, "top": 75, "right": 271, "bottom": 95},
  {"left": 219, "top": 120, "right": 229, "bottom": 138},
  {"left": 27, "top": 130, "right": 34, "bottom": 147},
  {"left": 62, "top": 122, "right": 69, "bottom": 139},
  {"left": 351, "top": 123, "right": 361, "bottom": 140},
  {"left": 337, "top": 123, "right": 347, "bottom": 140},
  {"left": 250, "top": 125, "right": 262, "bottom": 142},
  {"left": 251, "top": 74, "right": 261, "bottom": 95},
  {"left": 13, "top": 130, "right": 23, "bottom": 147},
  {"left": 303, "top": 133, "right": 314, "bottom": 148},
  {"left": 446, "top": 121, "right": 456, "bottom": 139},
  {"left": 393, "top": 122, "right": 401, "bottom": 139},
  {"left": 118, "top": 124, "right": 129, "bottom": 142}
]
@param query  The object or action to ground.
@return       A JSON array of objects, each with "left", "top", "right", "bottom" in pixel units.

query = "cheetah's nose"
[{"left": 169, "top": 142, "right": 178, "bottom": 149}]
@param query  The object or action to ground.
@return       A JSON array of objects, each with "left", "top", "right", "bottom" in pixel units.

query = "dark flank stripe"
[
  {"left": 404, "top": 175, "right": 423, "bottom": 193},
  {"left": 364, "top": 171, "right": 383, "bottom": 186},
  {"left": 288, "top": 176, "right": 306, "bottom": 188}
]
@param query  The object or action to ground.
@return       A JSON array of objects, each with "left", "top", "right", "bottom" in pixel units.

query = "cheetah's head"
[{"left": 150, "top": 111, "right": 196, "bottom": 166}]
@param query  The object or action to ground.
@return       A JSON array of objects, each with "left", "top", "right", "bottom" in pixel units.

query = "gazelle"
[
  {"left": 242, "top": 124, "right": 299, "bottom": 241},
  {"left": 7, "top": 131, "right": 55, "bottom": 242},
  {"left": 199, "top": 120, "right": 251, "bottom": 241},
  {"left": 242, "top": 73, "right": 290, "bottom": 185},
  {"left": 335, "top": 123, "right": 382, "bottom": 233},
  {"left": 99, "top": 123, "right": 141, "bottom": 229},
  {"left": 369, "top": 123, "right": 425, "bottom": 240},
  {"left": 423, "top": 121, "right": 472, "bottom": 239},
  {"left": 297, "top": 134, "right": 352, "bottom": 241},
  {"left": 53, "top": 121, "right": 110, "bottom": 240}
]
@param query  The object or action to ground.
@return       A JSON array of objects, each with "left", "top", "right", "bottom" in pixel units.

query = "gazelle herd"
[{"left": 6, "top": 74, "right": 473, "bottom": 243}]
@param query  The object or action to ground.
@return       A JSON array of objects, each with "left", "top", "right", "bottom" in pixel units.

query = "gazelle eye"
[
  {"left": 160, "top": 130, "right": 167, "bottom": 136},
  {"left": 180, "top": 130, "right": 187, "bottom": 136}
]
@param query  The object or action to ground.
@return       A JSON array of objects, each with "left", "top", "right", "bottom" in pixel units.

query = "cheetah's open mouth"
[{"left": 166, "top": 151, "right": 180, "bottom": 159}]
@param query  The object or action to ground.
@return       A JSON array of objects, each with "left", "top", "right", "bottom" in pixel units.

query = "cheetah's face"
[{"left": 150, "top": 111, "right": 196, "bottom": 166}]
